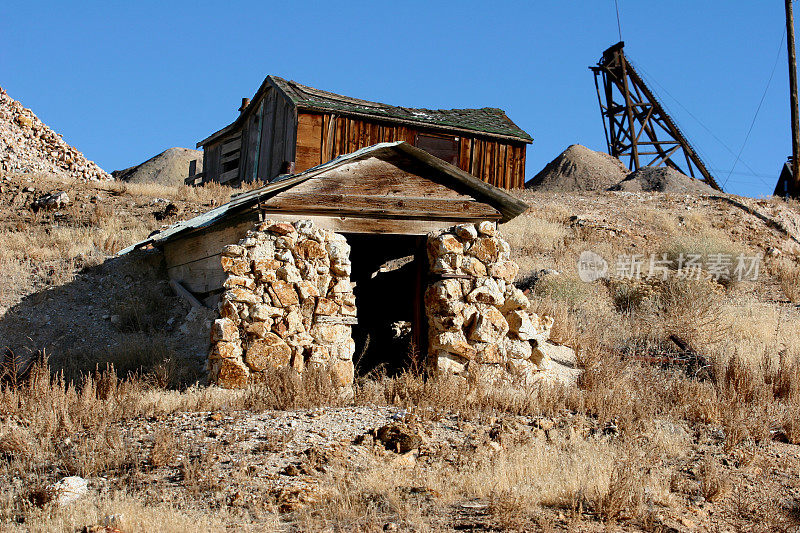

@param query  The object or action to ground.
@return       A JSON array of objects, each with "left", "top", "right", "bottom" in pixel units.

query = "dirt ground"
[{"left": 1, "top": 171, "right": 800, "bottom": 532}]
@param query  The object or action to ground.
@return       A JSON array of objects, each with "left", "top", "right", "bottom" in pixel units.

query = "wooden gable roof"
[
  {"left": 120, "top": 142, "right": 529, "bottom": 254},
  {"left": 198, "top": 76, "right": 533, "bottom": 148}
]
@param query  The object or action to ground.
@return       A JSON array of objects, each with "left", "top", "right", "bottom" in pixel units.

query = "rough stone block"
[
  {"left": 311, "top": 324, "right": 351, "bottom": 344},
  {"left": 532, "top": 341, "right": 574, "bottom": 369},
  {"left": 218, "top": 299, "right": 238, "bottom": 321},
  {"left": 221, "top": 244, "right": 246, "bottom": 257},
  {"left": 296, "top": 280, "right": 320, "bottom": 300},
  {"left": 211, "top": 358, "right": 250, "bottom": 389},
  {"left": 251, "top": 303, "right": 283, "bottom": 321},
  {"left": 265, "top": 222, "right": 295, "bottom": 235},
  {"left": 315, "top": 297, "right": 340, "bottom": 316},
  {"left": 277, "top": 264, "right": 302, "bottom": 283},
  {"left": 309, "top": 344, "right": 330, "bottom": 364},
  {"left": 430, "top": 314, "right": 464, "bottom": 332},
  {"left": 474, "top": 342, "right": 504, "bottom": 364},
  {"left": 489, "top": 260, "right": 519, "bottom": 282},
  {"left": 223, "top": 275, "right": 255, "bottom": 290},
  {"left": 227, "top": 288, "right": 260, "bottom": 305},
  {"left": 333, "top": 338, "right": 356, "bottom": 360},
  {"left": 461, "top": 256, "right": 488, "bottom": 277},
  {"left": 245, "top": 333, "right": 292, "bottom": 371},
  {"left": 285, "top": 309, "right": 303, "bottom": 334},
  {"left": 500, "top": 287, "right": 529, "bottom": 313},
  {"left": 431, "top": 253, "right": 462, "bottom": 274},
  {"left": 330, "top": 279, "right": 353, "bottom": 294},
  {"left": 330, "top": 359, "right": 354, "bottom": 387},
  {"left": 436, "top": 352, "right": 468, "bottom": 375},
  {"left": 270, "top": 281, "right": 299, "bottom": 307},
  {"left": 220, "top": 256, "right": 250, "bottom": 276},
  {"left": 477, "top": 221, "right": 497, "bottom": 236},
  {"left": 454, "top": 223, "right": 478, "bottom": 241},
  {"left": 466, "top": 285, "right": 504, "bottom": 306},
  {"left": 211, "top": 318, "right": 239, "bottom": 343},
  {"left": 430, "top": 234, "right": 464, "bottom": 256},
  {"left": 504, "top": 337, "right": 533, "bottom": 359},
  {"left": 326, "top": 240, "right": 350, "bottom": 263},
  {"left": 506, "top": 310, "right": 538, "bottom": 340},
  {"left": 330, "top": 262, "right": 352, "bottom": 277},
  {"left": 425, "top": 279, "right": 462, "bottom": 307},
  {"left": 466, "top": 237, "right": 501, "bottom": 263},
  {"left": 295, "top": 239, "right": 327, "bottom": 260},
  {"left": 209, "top": 341, "right": 242, "bottom": 360},
  {"left": 468, "top": 306, "right": 509, "bottom": 343},
  {"left": 245, "top": 320, "right": 273, "bottom": 339},
  {"left": 433, "top": 330, "right": 476, "bottom": 359}
]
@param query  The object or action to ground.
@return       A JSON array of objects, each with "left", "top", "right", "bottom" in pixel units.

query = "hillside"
[
  {"left": 113, "top": 147, "right": 203, "bottom": 187},
  {"left": 0, "top": 87, "right": 110, "bottom": 181},
  {"left": 525, "top": 144, "right": 629, "bottom": 191},
  {"left": 1, "top": 163, "right": 799, "bottom": 531}
]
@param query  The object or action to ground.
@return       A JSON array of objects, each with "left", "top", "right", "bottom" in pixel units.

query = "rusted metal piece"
[{"left": 589, "top": 42, "right": 722, "bottom": 191}]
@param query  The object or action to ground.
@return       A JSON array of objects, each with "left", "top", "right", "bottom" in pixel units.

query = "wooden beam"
[
  {"left": 260, "top": 192, "right": 502, "bottom": 220},
  {"left": 258, "top": 211, "right": 474, "bottom": 235},
  {"left": 169, "top": 279, "right": 206, "bottom": 309}
]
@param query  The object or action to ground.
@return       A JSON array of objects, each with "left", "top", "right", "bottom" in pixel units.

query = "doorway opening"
[{"left": 345, "top": 233, "right": 428, "bottom": 376}]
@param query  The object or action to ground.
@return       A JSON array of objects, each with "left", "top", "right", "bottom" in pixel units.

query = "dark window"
[{"left": 415, "top": 134, "right": 458, "bottom": 165}]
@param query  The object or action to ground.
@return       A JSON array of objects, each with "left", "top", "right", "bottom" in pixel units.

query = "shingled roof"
[
  {"left": 200, "top": 76, "right": 532, "bottom": 147},
  {"left": 270, "top": 76, "right": 532, "bottom": 142}
]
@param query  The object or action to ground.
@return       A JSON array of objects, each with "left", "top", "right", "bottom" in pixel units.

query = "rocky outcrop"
[
  {"left": 0, "top": 86, "right": 111, "bottom": 181},
  {"left": 426, "top": 221, "right": 571, "bottom": 383},
  {"left": 209, "top": 220, "right": 355, "bottom": 389}
]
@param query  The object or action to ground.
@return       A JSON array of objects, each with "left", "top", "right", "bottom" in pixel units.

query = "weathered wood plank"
[
  {"left": 169, "top": 279, "right": 206, "bottom": 308},
  {"left": 258, "top": 212, "right": 469, "bottom": 235},
  {"left": 295, "top": 112, "right": 323, "bottom": 172},
  {"left": 284, "top": 104, "right": 297, "bottom": 169},
  {"left": 204, "top": 143, "right": 221, "bottom": 183},
  {"left": 221, "top": 137, "right": 241, "bottom": 154},
  {"left": 260, "top": 192, "right": 501, "bottom": 219},
  {"left": 285, "top": 155, "right": 476, "bottom": 199},
  {"left": 315, "top": 316, "right": 358, "bottom": 325},
  {"left": 270, "top": 93, "right": 287, "bottom": 177},
  {"left": 162, "top": 211, "right": 260, "bottom": 268},
  {"left": 257, "top": 88, "right": 277, "bottom": 181},
  {"left": 458, "top": 137, "right": 471, "bottom": 173},
  {"left": 219, "top": 168, "right": 239, "bottom": 184}
]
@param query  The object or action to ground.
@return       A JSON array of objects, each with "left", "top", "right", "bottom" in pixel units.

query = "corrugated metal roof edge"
[{"left": 117, "top": 141, "right": 528, "bottom": 255}]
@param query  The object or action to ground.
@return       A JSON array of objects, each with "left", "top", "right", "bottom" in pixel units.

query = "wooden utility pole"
[{"left": 786, "top": 0, "right": 800, "bottom": 196}]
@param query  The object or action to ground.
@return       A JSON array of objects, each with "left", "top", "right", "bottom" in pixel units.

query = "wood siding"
[
  {"left": 202, "top": 98, "right": 527, "bottom": 189},
  {"left": 294, "top": 111, "right": 527, "bottom": 189},
  {"left": 202, "top": 86, "right": 298, "bottom": 185}
]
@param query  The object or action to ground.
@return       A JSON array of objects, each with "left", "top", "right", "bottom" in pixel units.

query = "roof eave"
[{"left": 295, "top": 104, "right": 533, "bottom": 143}]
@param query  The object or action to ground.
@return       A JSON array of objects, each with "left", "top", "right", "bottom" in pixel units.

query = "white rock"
[{"left": 49, "top": 476, "right": 88, "bottom": 506}]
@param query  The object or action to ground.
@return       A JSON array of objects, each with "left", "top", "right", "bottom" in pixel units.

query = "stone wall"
[
  {"left": 209, "top": 220, "right": 356, "bottom": 388},
  {"left": 425, "top": 221, "right": 558, "bottom": 383}
]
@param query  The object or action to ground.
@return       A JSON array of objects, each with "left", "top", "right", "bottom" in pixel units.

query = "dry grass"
[{"left": 2, "top": 179, "right": 800, "bottom": 529}]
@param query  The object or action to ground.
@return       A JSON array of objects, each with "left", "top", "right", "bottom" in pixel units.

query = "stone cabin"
[{"left": 124, "top": 141, "right": 552, "bottom": 386}]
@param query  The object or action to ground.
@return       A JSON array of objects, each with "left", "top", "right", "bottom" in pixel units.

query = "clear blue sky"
[{"left": 0, "top": 0, "right": 794, "bottom": 197}]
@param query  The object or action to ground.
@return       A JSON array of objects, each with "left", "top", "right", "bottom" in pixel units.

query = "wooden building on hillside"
[
  {"left": 188, "top": 76, "right": 532, "bottom": 189},
  {"left": 132, "top": 142, "right": 528, "bottom": 371}
]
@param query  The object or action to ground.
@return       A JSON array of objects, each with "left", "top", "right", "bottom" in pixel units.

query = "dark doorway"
[{"left": 345, "top": 234, "right": 427, "bottom": 376}]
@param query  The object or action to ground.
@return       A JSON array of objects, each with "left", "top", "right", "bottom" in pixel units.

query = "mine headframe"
[{"left": 590, "top": 42, "right": 723, "bottom": 191}]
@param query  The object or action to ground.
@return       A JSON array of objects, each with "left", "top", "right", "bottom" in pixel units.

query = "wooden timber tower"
[{"left": 590, "top": 42, "right": 723, "bottom": 191}]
